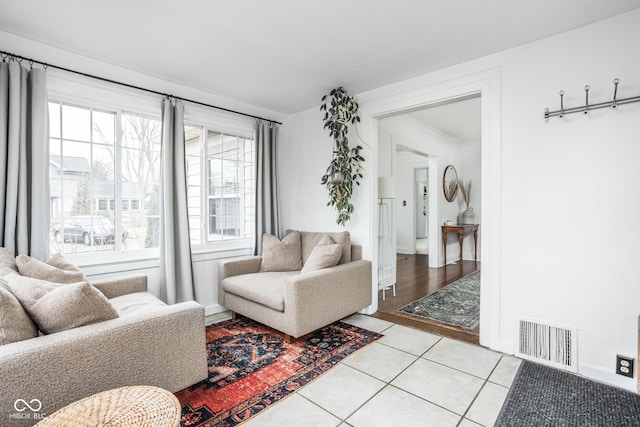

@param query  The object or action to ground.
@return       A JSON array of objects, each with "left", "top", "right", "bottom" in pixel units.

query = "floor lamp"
[{"left": 378, "top": 176, "right": 396, "bottom": 300}]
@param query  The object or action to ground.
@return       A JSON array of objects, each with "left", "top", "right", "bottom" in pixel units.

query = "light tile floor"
[{"left": 212, "top": 313, "right": 521, "bottom": 427}]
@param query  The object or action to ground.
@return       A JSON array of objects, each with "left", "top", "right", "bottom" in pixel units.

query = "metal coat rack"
[{"left": 545, "top": 78, "right": 640, "bottom": 121}]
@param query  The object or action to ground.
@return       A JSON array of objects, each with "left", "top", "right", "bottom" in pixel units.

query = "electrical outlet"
[{"left": 616, "top": 355, "right": 634, "bottom": 378}]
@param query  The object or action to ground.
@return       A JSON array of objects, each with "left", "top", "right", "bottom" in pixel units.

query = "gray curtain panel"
[
  {"left": 0, "top": 61, "right": 49, "bottom": 260},
  {"left": 158, "top": 98, "right": 195, "bottom": 304},
  {"left": 254, "top": 120, "right": 280, "bottom": 255}
]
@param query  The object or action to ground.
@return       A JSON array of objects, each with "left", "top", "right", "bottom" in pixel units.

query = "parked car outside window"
[{"left": 53, "top": 216, "right": 115, "bottom": 246}]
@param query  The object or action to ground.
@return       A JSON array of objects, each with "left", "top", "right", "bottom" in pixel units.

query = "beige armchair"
[{"left": 218, "top": 231, "right": 372, "bottom": 342}]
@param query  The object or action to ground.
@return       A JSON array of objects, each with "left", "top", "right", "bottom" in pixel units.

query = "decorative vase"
[{"left": 460, "top": 207, "right": 475, "bottom": 224}]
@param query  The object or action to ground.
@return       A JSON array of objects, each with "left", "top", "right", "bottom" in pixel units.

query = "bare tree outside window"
[{"left": 50, "top": 101, "right": 161, "bottom": 255}]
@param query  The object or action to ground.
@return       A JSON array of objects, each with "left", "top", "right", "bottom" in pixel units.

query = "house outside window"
[
  {"left": 185, "top": 127, "right": 255, "bottom": 248},
  {"left": 49, "top": 101, "right": 161, "bottom": 255}
]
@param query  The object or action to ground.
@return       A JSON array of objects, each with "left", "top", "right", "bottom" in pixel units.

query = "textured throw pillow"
[
  {"left": 0, "top": 283, "right": 38, "bottom": 345},
  {"left": 0, "top": 248, "right": 19, "bottom": 287},
  {"left": 260, "top": 231, "right": 303, "bottom": 272},
  {"left": 5, "top": 275, "right": 119, "bottom": 335},
  {"left": 291, "top": 230, "right": 352, "bottom": 265},
  {"left": 16, "top": 253, "right": 87, "bottom": 284},
  {"left": 0, "top": 247, "right": 17, "bottom": 271},
  {"left": 301, "top": 235, "right": 342, "bottom": 273}
]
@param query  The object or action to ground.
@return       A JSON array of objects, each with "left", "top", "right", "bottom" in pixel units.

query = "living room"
[{"left": 1, "top": 2, "right": 640, "bottom": 426}]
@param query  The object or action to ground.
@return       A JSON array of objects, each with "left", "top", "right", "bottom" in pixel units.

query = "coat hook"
[
  {"left": 559, "top": 90, "right": 565, "bottom": 118},
  {"left": 612, "top": 78, "right": 620, "bottom": 109},
  {"left": 584, "top": 85, "right": 590, "bottom": 114}
]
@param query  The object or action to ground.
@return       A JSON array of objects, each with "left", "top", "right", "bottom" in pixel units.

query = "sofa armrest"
[
  {"left": 218, "top": 256, "right": 262, "bottom": 283},
  {"left": 283, "top": 260, "right": 372, "bottom": 337},
  {"left": 0, "top": 301, "right": 206, "bottom": 422},
  {"left": 91, "top": 274, "right": 148, "bottom": 299}
]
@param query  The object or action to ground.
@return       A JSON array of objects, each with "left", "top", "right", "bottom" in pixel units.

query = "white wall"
[
  {"left": 493, "top": 11, "right": 640, "bottom": 389},
  {"left": 283, "top": 9, "right": 640, "bottom": 390},
  {"left": 279, "top": 107, "right": 374, "bottom": 258}
]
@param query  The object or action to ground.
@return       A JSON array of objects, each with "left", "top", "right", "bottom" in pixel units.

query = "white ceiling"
[
  {"left": 407, "top": 97, "right": 481, "bottom": 142},
  {"left": 0, "top": 1, "right": 638, "bottom": 114}
]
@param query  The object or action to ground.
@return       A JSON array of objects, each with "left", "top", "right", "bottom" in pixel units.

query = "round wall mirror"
[{"left": 443, "top": 165, "right": 458, "bottom": 202}]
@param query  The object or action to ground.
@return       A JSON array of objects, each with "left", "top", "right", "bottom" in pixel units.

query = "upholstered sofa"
[
  {"left": 0, "top": 261, "right": 207, "bottom": 426},
  {"left": 218, "top": 230, "right": 372, "bottom": 341}
]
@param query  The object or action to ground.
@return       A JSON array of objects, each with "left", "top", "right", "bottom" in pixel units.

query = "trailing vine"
[{"left": 320, "top": 87, "right": 364, "bottom": 226}]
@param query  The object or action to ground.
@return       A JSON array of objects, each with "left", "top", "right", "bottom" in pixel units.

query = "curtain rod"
[{"left": 0, "top": 49, "right": 283, "bottom": 126}]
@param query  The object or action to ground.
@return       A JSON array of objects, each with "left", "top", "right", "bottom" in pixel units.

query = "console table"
[{"left": 442, "top": 224, "right": 479, "bottom": 266}]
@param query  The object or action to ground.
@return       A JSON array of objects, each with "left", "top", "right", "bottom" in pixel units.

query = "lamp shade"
[{"left": 378, "top": 176, "right": 396, "bottom": 199}]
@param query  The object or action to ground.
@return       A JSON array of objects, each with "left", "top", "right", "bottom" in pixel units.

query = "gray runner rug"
[
  {"left": 397, "top": 270, "right": 480, "bottom": 329},
  {"left": 496, "top": 360, "right": 640, "bottom": 426}
]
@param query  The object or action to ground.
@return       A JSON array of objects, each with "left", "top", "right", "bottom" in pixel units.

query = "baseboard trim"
[
  {"left": 580, "top": 363, "right": 636, "bottom": 392},
  {"left": 204, "top": 304, "right": 228, "bottom": 317}
]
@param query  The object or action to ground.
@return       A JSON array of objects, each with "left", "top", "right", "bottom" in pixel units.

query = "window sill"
[{"left": 65, "top": 242, "right": 254, "bottom": 274}]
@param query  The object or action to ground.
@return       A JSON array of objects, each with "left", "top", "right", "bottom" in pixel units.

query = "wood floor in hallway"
[{"left": 371, "top": 254, "right": 480, "bottom": 345}]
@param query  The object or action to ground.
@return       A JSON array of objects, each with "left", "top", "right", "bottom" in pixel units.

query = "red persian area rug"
[{"left": 176, "top": 317, "right": 382, "bottom": 427}]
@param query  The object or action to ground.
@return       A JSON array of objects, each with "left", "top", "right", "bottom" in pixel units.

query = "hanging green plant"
[{"left": 320, "top": 87, "right": 365, "bottom": 226}]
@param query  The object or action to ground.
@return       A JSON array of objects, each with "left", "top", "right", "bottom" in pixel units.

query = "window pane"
[
  {"left": 50, "top": 104, "right": 116, "bottom": 255},
  {"left": 62, "top": 104, "right": 91, "bottom": 141},
  {"left": 93, "top": 145, "right": 115, "bottom": 181},
  {"left": 122, "top": 114, "right": 161, "bottom": 150},
  {"left": 49, "top": 102, "right": 164, "bottom": 256},
  {"left": 49, "top": 102, "right": 60, "bottom": 138},
  {"left": 120, "top": 113, "right": 162, "bottom": 251},
  {"left": 93, "top": 110, "right": 115, "bottom": 145},
  {"left": 186, "top": 125, "right": 202, "bottom": 246},
  {"left": 202, "top": 130, "right": 255, "bottom": 244}
]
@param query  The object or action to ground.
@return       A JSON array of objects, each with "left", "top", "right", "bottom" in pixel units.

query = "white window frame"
[
  {"left": 48, "top": 97, "right": 162, "bottom": 263},
  {"left": 185, "top": 123, "right": 256, "bottom": 253},
  {"left": 47, "top": 71, "right": 258, "bottom": 264}
]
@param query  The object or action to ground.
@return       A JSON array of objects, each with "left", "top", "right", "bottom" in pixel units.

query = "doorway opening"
[{"left": 373, "top": 94, "right": 482, "bottom": 344}]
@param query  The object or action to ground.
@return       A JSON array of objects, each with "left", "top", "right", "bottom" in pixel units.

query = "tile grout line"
[
  {"left": 335, "top": 337, "right": 438, "bottom": 423},
  {"left": 456, "top": 354, "right": 506, "bottom": 427},
  {"left": 337, "top": 336, "right": 477, "bottom": 424}
]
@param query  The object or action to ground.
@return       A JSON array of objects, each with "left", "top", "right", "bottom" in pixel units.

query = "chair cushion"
[
  {"left": 4, "top": 275, "right": 119, "bottom": 334},
  {"left": 222, "top": 272, "right": 299, "bottom": 312},
  {"left": 0, "top": 283, "right": 38, "bottom": 345},
  {"left": 16, "top": 253, "right": 88, "bottom": 284},
  {"left": 292, "top": 230, "right": 352, "bottom": 265},
  {"left": 301, "top": 235, "right": 342, "bottom": 273},
  {"left": 260, "top": 232, "right": 303, "bottom": 272},
  {"left": 109, "top": 291, "right": 167, "bottom": 316}
]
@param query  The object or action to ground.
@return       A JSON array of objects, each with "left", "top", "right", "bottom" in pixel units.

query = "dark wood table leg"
[
  {"left": 458, "top": 230, "right": 464, "bottom": 264},
  {"left": 443, "top": 231, "right": 448, "bottom": 266},
  {"left": 473, "top": 229, "right": 478, "bottom": 262}
]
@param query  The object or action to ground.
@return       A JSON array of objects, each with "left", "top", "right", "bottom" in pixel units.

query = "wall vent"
[{"left": 517, "top": 319, "right": 577, "bottom": 372}]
